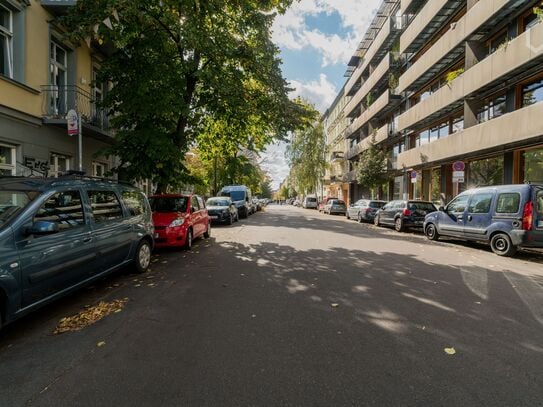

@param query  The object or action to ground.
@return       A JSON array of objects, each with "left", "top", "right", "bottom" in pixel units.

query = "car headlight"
[{"left": 169, "top": 218, "right": 185, "bottom": 227}]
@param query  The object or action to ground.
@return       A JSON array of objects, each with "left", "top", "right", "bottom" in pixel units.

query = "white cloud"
[
  {"left": 289, "top": 74, "right": 337, "bottom": 113},
  {"left": 259, "top": 142, "right": 290, "bottom": 190},
  {"left": 272, "top": 0, "right": 382, "bottom": 66}
]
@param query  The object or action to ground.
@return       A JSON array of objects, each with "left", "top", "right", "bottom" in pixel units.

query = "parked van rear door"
[
  {"left": 464, "top": 191, "right": 494, "bottom": 238},
  {"left": 17, "top": 189, "right": 97, "bottom": 306}
]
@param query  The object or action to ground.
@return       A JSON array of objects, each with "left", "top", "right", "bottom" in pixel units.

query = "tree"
[
  {"left": 286, "top": 104, "right": 326, "bottom": 195},
  {"left": 259, "top": 179, "right": 273, "bottom": 199},
  {"left": 355, "top": 135, "right": 389, "bottom": 199},
  {"left": 61, "top": 0, "right": 306, "bottom": 191}
]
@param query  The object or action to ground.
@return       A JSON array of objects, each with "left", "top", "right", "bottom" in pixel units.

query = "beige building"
[
  {"left": 322, "top": 87, "right": 350, "bottom": 204},
  {"left": 0, "top": 1, "right": 118, "bottom": 180},
  {"left": 337, "top": 0, "right": 543, "bottom": 204}
]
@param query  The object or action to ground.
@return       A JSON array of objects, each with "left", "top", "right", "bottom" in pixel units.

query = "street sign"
[
  {"left": 411, "top": 170, "right": 418, "bottom": 183},
  {"left": 452, "top": 161, "right": 465, "bottom": 171},
  {"left": 453, "top": 170, "right": 465, "bottom": 183},
  {"left": 66, "top": 109, "right": 79, "bottom": 136}
]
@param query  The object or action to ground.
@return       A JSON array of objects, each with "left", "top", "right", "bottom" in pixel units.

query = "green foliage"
[
  {"left": 286, "top": 103, "right": 326, "bottom": 195},
  {"left": 388, "top": 73, "right": 399, "bottom": 91},
  {"left": 60, "top": 0, "right": 304, "bottom": 191},
  {"left": 366, "top": 92, "right": 373, "bottom": 108},
  {"left": 534, "top": 2, "right": 543, "bottom": 22},
  {"left": 259, "top": 179, "right": 273, "bottom": 199},
  {"left": 445, "top": 68, "right": 465, "bottom": 86},
  {"left": 355, "top": 134, "right": 389, "bottom": 198}
]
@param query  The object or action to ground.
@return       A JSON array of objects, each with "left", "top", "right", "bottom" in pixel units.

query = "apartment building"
[
  {"left": 0, "top": 0, "right": 117, "bottom": 178},
  {"left": 339, "top": 0, "right": 543, "bottom": 204},
  {"left": 322, "top": 87, "right": 350, "bottom": 204}
]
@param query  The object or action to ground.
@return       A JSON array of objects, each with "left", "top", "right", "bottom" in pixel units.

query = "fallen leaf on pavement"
[
  {"left": 444, "top": 347, "right": 456, "bottom": 355},
  {"left": 97, "top": 341, "right": 106, "bottom": 347},
  {"left": 53, "top": 299, "right": 129, "bottom": 334}
]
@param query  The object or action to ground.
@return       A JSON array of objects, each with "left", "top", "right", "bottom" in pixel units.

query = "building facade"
[
  {"left": 0, "top": 0, "right": 117, "bottom": 179},
  {"left": 336, "top": 0, "right": 543, "bottom": 205},
  {"left": 322, "top": 87, "right": 350, "bottom": 204}
]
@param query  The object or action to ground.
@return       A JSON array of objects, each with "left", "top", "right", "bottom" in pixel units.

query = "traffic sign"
[
  {"left": 66, "top": 109, "right": 78, "bottom": 136},
  {"left": 452, "top": 161, "right": 465, "bottom": 171},
  {"left": 453, "top": 170, "right": 465, "bottom": 183},
  {"left": 411, "top": 170, "right": 418, "bottom": 183}
]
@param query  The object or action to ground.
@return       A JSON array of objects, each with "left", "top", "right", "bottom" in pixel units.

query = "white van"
[{"left": 303, "top": 196, "right": 318, "bottom": 209}]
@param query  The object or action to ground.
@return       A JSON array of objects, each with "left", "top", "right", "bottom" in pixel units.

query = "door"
[
  {"left": 197, "top": 196, "right": 208, "bottom": 233},
  {"left": 438, "top": 194, "right": 469, "bottom": 236},
  {"left": 464, "top": 192, "right": 494, "bottom": 238},
  {"left": 18, "top": 189, "right": 97, "bottom": 306},
  {"left": 87, "top": 189, "right": 132, "bottom": 272},
  {"left": 190, "top": 195, "right": 203, "bottom": 236}
]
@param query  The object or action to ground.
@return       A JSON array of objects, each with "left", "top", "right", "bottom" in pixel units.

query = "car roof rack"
[{"left": 54, "top": 171, "right": 134, "bottom": 186}]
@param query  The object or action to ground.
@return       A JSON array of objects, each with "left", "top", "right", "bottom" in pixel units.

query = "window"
[
  {"left": 49, "top": 153, "right": 70, "bottom": 177},
  {"left": 536, "top": 190, "right": 543, "bottom": 227},
  {"left": 0, "top": 143, "right": 15, "bottom": 175},
  {"left": 121, "top": 190, "right": 146, "bottom": 217},
  {"left": 468, "top": 156, "right": 504, "bottom": 187},
  {"left": 0, "top": 190, "right": 37, "bottom": 225},
  {"left": 452, "top": 116, "right": 464, "bottom": 133},
  {"left": 34, "top": 191, "right": 85, "bottom": 230},
  {"left": 197, "top": 196, "right": 205, "bottom": 209},
  {"left": 88, "top": 190, "right": 123, "bottom": 222},
  {"left": 467, "top": 193, "right": 493, "bottom": 214},
  {"left": 488, "top": 31, "right": 508, "bottom": 55},
  {"left": 91, "top": 64, "right": 106, "bottom": 128},
  {"left": 521, "top": 78, "right": 543, "bottom": 107},
  {"left": 520, "top": 10, "right": 539, "bottom": 33},
  {"left": 0, "top": 3, "right": 13, "bottom": 78},
  {"left": 477, "top": 94, "right": 506, "bottom": 123},
  {"left": 523, "top": 148, "right": 543, "bottom": 183},
  {"left": 149, "top": 196, "right": 187, "bottom": 212},
  {"left": 191, "top": 196, "right": 199, "bottom": 211},
  {"left": 496, "top": 193, "right": 520, "bottom": 214},
  {"left": 447, "top": 194, "right": 469, "bottom": 213},
  {"left": 92, "top": 161, "right": 107, "bottom": 177},
  {"left": 49, "top": 40, "right": 68, "bottom": 115}
]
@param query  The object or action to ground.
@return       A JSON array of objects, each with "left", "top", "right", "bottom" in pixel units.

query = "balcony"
[
  {"left": 398, "top": 0, "right": 522, "bottom": 94},
  {"left": 344, "top": 52, "right": 395, "bottom": 118},
  {"left": 345, "top": 16, "right": 402, "bottom": 97},
  {"left": 400, "top": 0, "right": 464, "bottom": 55},
  {"left": 344, "top": 124, "right": 389, "bottom": 160},
  {"left": 401, "top": 0, "right": 426, "bottom": 15},
  {"left": 345, "top": 90, "right": 401, "bottom": 139},
  {"left": 330, "top": 151, "right": 345, "bottom": 162},
  {"left": 41, "top": 85, "right": 112, "bottom": 141},
  {"left": 397, "top": 101, "right": 543, "bottom": 169},
  {"left": 398, "top": 20, "right": 543, "bottom": 132},
  {"left": 343, "top": 170, "right": 358, "bottom": 183}
]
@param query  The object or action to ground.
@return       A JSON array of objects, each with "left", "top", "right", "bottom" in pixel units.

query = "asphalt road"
[{"left": 1, "top": 205, "right": 543, "bottom": 406}]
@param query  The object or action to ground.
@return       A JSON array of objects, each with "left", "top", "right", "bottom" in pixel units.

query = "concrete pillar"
[
  {"left": 441, "top": 164, "right": 452, "bottom": 204},
  {"left": 467, "top": 0, "right": 479, "bottom": 11},
  {"left": 464, "top": 99, "right": 479, "bottom": 129},
  {"left": 465, "top": 40, "right": 486, "bottom": 70},
  {"left": 505, "top": 88, "right": 516, "bottom": 114}
]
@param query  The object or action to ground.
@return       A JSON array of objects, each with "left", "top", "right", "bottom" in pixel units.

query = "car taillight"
[
  {"left": 522, "top": 201, "right": 533, "bottom": 231},
  {"left": 403, "top": 208, "right": 412, "bottom": 216},
  {"left": 365, "top": 208, "right": 371, "bottom": 213}
]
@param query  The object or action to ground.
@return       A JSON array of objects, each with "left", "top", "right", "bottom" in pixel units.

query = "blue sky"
[{"left": 261, "top": 0, "right": 382, "bottom": 189}]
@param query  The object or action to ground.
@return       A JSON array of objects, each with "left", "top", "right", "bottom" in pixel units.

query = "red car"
[{"left": 149, "top": 194, "right": 211, "bottom": 249}]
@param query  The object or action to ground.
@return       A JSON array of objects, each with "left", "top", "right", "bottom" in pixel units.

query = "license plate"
[{"left": 210, "top": 216, "right": 218, "bottom": 220}]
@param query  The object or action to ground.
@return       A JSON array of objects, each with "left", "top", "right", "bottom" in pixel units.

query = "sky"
[{"left": 260, "top": 0, "right": 382, "bottom": 190}]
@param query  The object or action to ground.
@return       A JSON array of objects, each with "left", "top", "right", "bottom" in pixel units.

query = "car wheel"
[
  {"left": 394, "top": 217, "right": 404, "bottom": 232},
  {"left": 204, "top": 223, "right": 211, "bottom": 238},
  {"left": 357, "top": 213, "right": 363, "bottom": 223},
  {"left": 490, "top": 233, "right": 517, "bottom": 257},
  {"left": 425, "top": 223, "right": 440, "bottom": 241},
  {"left": 184, "top": 228, "right": 193, "bottom": 250},
  {"left": 134, "top": 239, "right": 151, "bottom": 274},
  {"left": 374, "top": 215, "right": 380, "bottom": 227}
]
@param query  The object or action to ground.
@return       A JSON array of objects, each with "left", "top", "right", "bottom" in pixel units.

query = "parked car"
[
  {"left": 347, "top": 199, "right": 387, "bottom": 222},
  {"left": 252, "top": 198, "right": 262, "bottom": 212},
  {"left": 150, "top": 193, "right": 210, "bottom": 249},
  {"left": 219, "top": 185, "right": 252, "bottom": 218},
  {"left": 206, "top": 196, "right": 238, "bottom": 225},
  {"left": 0, "top": 176, "right": 154, "bottom": 331},
  {"left": 424, "top": 184, "right": 543, "bottom": 257},
  {"left": 303, "top": 196, "right": 318, "bottom": 209},
  {"left": 318, "top": 197, "right": 338, "bottom": 212},
  {"left": 323, "top": 199, "right": 347, "bottom": 215},
  {"left": 374, "top": 200, "right": 437, "bottom": 232}
]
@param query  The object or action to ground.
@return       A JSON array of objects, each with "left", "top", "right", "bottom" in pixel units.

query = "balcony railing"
[{"left": 41, "top": 85, "right": 110, "bottom": 132}]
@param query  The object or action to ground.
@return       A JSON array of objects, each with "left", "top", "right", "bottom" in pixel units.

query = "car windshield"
[
  {"left": 149, "top": 197, "right": 188, "bottom": 212},
  {"left": 221, "top": 190, "right": 245, "bottom": 201},
  {"left": 369, "top": 201, "right": 385, "bottom": 208},
  {"left": 307, "top": 197, "right": 317, "bottom": 202},
  {"left": 207, "top": 198, "right": 229, "bottom": 207},
  {"left": 0, "top": 190, "right": 38, "bottom": 225},
  {"left": 333, "top": 200, "right": 345, "bottom": 205},
  {"left": 408, "top": 202, "right": 436, "bottom": 211}
]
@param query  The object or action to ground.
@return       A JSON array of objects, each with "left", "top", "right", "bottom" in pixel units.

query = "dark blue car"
[
  {"left": 423, "top": 184, "right": 543, "bottom": 256},
  {"left": 0, "top": 176, "right": 154, "bottom": 330}
]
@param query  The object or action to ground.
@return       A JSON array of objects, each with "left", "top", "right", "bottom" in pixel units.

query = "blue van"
[
  {"left": 423, "top": 184, "right": 543, "bottom": 256},
  {"left": 219, "top": 185, "right": 252, "bottom": 219},
  {"left": 0, "top": 176, "right": 154, "bottom": 330}
]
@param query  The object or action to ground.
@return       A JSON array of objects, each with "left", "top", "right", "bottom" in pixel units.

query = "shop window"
[
  {"left": 0, "top": 143, "right": 15, "bottom": 175},
  {"left": 49, "top": 153, "right": 70, "bottom": 178},
  {"left": 523, "top": 148, "right": 543, "bottom": 183},
  {"left": 521, "top": 78, "right": 543, "bottom": 107},
  {"left": 477, "top": 94, "right": 506, "bottom": 123},
  {"left": 468, "top": 156, "right": 504, "bottom": 188},
  {"left": 0, "top": 3, "right": 13, "bottom": 78}
]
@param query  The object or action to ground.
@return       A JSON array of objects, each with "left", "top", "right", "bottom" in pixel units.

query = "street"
[{"left": 1, "top": 205, "right": 543, "bottom": 406}]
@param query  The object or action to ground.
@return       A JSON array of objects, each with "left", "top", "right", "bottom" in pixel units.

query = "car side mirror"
[
  {"left": 439, "top": 206, "right": 445, "bottom": 212},
  {"left": 26, "top": 221, "right": 59, "bottom": 236}
]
